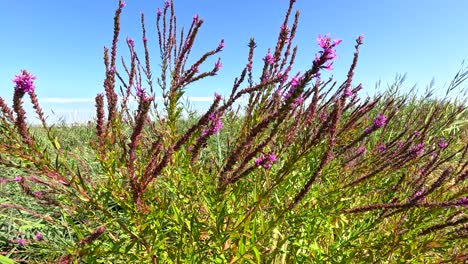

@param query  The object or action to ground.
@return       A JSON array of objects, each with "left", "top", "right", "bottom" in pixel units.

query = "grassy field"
[{"left": 1, "top": 86, "right": 467, "bottom": 263}]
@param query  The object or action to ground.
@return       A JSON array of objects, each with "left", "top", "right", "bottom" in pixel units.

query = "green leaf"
[
  {"left": 0, "top": 255, "right": 17, "bottom": 264},
  {"left": 53, "top": 136, "right": 61, "bottom": 150}
]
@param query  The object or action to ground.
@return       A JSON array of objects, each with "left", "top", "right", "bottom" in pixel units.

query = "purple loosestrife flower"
[
  {"left": 290, "top": 74, "right": 302, "bottom": 88},
  {"left": 319, "top": 111, "right": 327, "bottom": 122},
  {"left": 202, "top": 113, "right": 223, "bottom": 136},
  {"left": 255, "top": 153, "right": 278, "bottom": 169},
  {"left": 357, "top": 34, "right": 364, "bottom": 44},
  {"left": 376, "top": 143, "right": 386, "bottom": 153},
  {"left": 456, "top": 197, "right": 468, "bottom": 206},
  {"left": 127, "top": 37, "right": 135, "bottom": 48},
  {"left": 293, "top": 96, "right": 304, "bottom": 107},
  {"left": 193, "top": 14, "right": 199, "bottom": 23},
  {"left": 17, "top": 238, "right": 26, "bottom": 246},
  {"left": 344, "top": 87, "right": 354, "bottom": 97},
  {"left": 323, "top": 63, "right": 333, "bottom": 70},
  {"left": 120, "top": 1, "right": 126, "bottom": 8},
  {"left": 157, "top": 8, "right": 162, "bottom": 17},
  {"left": 356, "top": 146, "right": 366, "bottom": 155},
  {"left": 438, "top": 137, "right": 448, "bottom": 149},
  {"left": 214, "top": 60, "right": 223, "bottom": 73},
  {"left": 164, "top": 0, "right": 171, "bottom": 9},
  {"left": 284, "top": 73, "right": 303, "bottom": 100},
  {"left": 261, "top": 71, "right": 270, "bottom": 83},
  {"left": 373, "top": 113, "right": 387, "bottom": 128},
  {"left": 317, "top": 34, "right": 330, "bottom": 49},
  {"left": 136, "top": 85, "right": 146, "bottom": 98},
  {"left": 410, "top": 142, "right": 425, "bottom": 156},
  {"left": 314, "top": 34, "right": 342, "bottom": 71},
  {"left": 35, "top": 232, "right": 43, "bottom": 241},
  {"left": 14, "top": 176, "right": 23, "bottom": 182},
  {"left": 264, "top": 51, "right": 274, "bottom": 65},
  {"left": 13, "top": 70, "right": 36, "bottom": 94},
  {"left": 333, "top": 39, "right": 343, "bottom": 46},
  {"left": 216, "top": 39, "right": 225, "bottom": 51}
]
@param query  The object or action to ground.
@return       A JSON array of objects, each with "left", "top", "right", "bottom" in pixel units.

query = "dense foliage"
[{"left": 1, "top": 0, "right": 467, "bottom": 263}]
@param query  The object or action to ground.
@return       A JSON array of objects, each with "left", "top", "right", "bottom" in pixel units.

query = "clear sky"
[{"left": 1, "top": 0, "right": 467, "bottom": 123}]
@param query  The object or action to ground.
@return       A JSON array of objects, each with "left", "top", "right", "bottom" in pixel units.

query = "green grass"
[{"left": 1, "top": 89, "right": 467, "bottom": 263}]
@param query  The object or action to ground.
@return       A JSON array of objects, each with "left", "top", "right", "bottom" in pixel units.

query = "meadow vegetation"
[{"left": 0, "top": 0, "right": 467, "bottom": 263}]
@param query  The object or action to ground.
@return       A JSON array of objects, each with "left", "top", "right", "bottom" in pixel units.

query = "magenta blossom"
[
  {"left": 373, "top": 113, "right": 387, "bottom": 128},
  {"left": 255, "top": 152, "right": 278, "bottom": 169},
  {"left": 193, "top": 14, "right": 199, "bottom": 23},
  {"left": 35, "top": 232, "right": 43, "bottom": 241},
  {"left": 376, "top": 143, "right": 386, "bottom": 153},
  {"left": 157, "top": 8, "right": 162, "bottom": 17},
  {"left": 214, "top": 60, "right": 223, "bottom": 72},
  {"left": 127, "top": 37, "right": 135, "bottom": 48},
  {"left": 164, "top": 0, "right": 171, "bottom": 9},
  {"left": 216, "top": 39, "right": 225, "bottom": 51},
  {"left": 437, "top": 137, "right": 448, "bottom": 149},
  {"left": 136, "top": 85, "right": 146, "bottom": 98},
  {"left": 120, "top": 1, "right": 126, "bottom": 8},
  {"left": 356, "top": 146, "right": 366, "bottom": 155},
  {"left": 344, "top": 88, "right": 354, "bottom": 97},
  {"left": 323, "top": 63, "right": 333, "bottom": 70},
  {"left": 314, "top": 34, "right": 342, "bottom": 71},
  {"left": 17, "top": 238, "right": 26, "bottom": 246},
  {"left": 264, "top": 51, "right": 274, "bottom": 65},
  {"left": 202, "top": 113, "right": 223, "bottom": 136},
  {"left": 13, "top": 70, "right": 36, "bottom": 94},
  {"left": 410, "top": 143, "right": 425, "bottom": 156},
  {"left": 317, "top": 34, "right": 330, "bottom": 48},
  {"left": 456, "top": 197, "right": 468, "bottom": 206},
  {"left": 289, "top": 73, "right": 303, "bottom": 88},
  {"left": 293, "top": 96, "right": 304, "bottom": 107},
  {"left": 357, "top": 34, "right": 364, "bottom": 44}
]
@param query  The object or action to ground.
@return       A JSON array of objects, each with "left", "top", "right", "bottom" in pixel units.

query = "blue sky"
[{"left": 1, "top": 0, "right": 467, "bottom": 122}]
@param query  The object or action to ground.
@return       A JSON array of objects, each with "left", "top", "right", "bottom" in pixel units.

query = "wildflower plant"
[{"left": 0, "top": 0, "right": 467, "bottom": 262}]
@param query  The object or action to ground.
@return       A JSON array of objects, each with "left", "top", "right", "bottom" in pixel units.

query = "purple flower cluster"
[
  {"left": 214, "top": 60, "right": 223, "bottom": 73},
  {"left": 373, "top": 113, "right": 387, "bottom": 128},
  {"left": 13, "top": 70, "right": 36, "bottom": 94},
  {"left": 344, "top": 88, "right": 354, "bottom": 97},
  {"left": 356, "top": 146, "right": 366, "bottom": 155},
  {"left": 135, "top": 85, "right": 146, "bottom": 98},
  {"left": 127, "top": 37, "right": 135, "bottom": 48},
  {"left": 456, "top": 196, "right": 468, "bottom": 206},
  {"left": 314, "top": 34, "right": 342, "bottom": 71},
  {"left": 255, "top": 152, "right": 278, "bottom": 169},
  {"left": 284, "top": 72, "right": 304, "bottom": 100},
  {"left": 376, "top": 143, "right": 386, "bottom": 153},
  {"left": 202, "top": 113, "right": 223, "bottom": 136},
  {"left": 264, "top": 50, "right": 274, "bottom": 65},
  {"left": 216, "top": 39, "right": 225, "bottom": 52},
  {"left": 36, "top": 232, "right": 43, "bottom": 241},
  {"left": 437, "top": 137, "right": 448, "bottom": 149},
  {"left": 410, "top": 142, "right": 425, "bottom": 156},
  {"left": 164, "top": 0, "right": 171, "bottom": 9}
]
